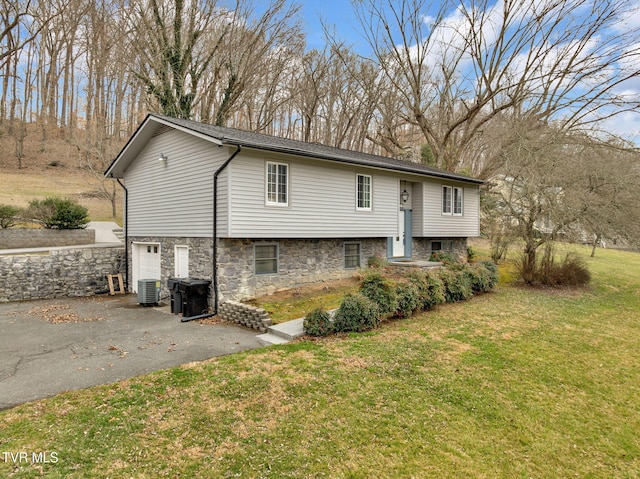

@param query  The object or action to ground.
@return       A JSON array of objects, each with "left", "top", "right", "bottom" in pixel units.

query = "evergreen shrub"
[
  {"left": 407, "top": 270, "right": 445, "bottom": 311},
  {"left": 395, "top": 281, "right": 421, "bottom": 318},
  {"left": 303, "top": 308, "right": 334, "bottom": 337},
  {"left": 437, "top": 267, "right": 473, "bottom": 303},
  {"left": 28, "top": 197, "right": 89, "bottom": 229},
  {"left": 333, "top": 293, "right": 381, "bottom": 333},
  {"left": 0, "top": 204, "right": 20, "bottom": 229},
  {"left": 360, "top": 272, "right": 398, "bottom": 314}
]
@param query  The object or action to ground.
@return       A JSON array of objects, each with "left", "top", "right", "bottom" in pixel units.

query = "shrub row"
[
  {"left": 0, "top": 198, "right": 88, "bottom": 230},
  {"left": 304, "top": 261, "right": 498, "bottom": 337}
]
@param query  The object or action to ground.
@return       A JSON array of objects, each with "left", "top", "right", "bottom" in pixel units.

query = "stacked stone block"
[
  {"left": 218, "top": 300, "right": 272, "bottom": 333},
  {"left": 0, "top": 229, "right": 95, "bottom": 249}
]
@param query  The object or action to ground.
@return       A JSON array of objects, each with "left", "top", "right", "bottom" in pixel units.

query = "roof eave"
[
  {"left": 219, "top": 139, "right": 484, "bottom": 185},
  {"left": 104, "top": 114, "right": 223, "bottom": 178}
]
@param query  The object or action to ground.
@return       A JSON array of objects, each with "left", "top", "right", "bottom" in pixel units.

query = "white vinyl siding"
[
  {"left": 227, "top": 152, "right": 398, "bottom": 238},
  {"left": 422, "top": 182, "right": 480, "bottom": 237},
  {"left": 356, "top": 174, "right": 372, "bottom": 211},
  {"left": 266, "top": 162, "right": 288, "bottom": 206},
  {"left": 125, "top": 129, "right": 229, "bottom": 237}
]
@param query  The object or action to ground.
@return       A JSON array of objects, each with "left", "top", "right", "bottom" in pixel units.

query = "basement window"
[
  {"left": 431, "top": 240, "right": 453, "bottom": 252},
  {"left": 344, "top": 242, "right": 361, "bottom": 269},
  {"left": 255, "top": 244, "right": 278, "bottom": 274}
]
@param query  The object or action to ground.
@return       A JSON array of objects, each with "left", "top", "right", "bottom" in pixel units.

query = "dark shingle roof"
[
  {"left": 151, "top": 114, "right": 482, "bottom": 184},
  {"left": 106, "top": 113, "right": 481, "bottom": 183}
]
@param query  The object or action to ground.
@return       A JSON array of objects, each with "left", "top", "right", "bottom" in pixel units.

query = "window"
[
  {"left": 255, "top": 244, "right": 278, "bottom": 274},
  {"left": 344, "top": 242, "right": 361, "bottom": 269},
  {"left": 442, "top": 186, "right": 463, "bottom": 215},
  {"left": 356, "top": 174, "right": 372, "bottom": 210},
  {"left": 266, "top": 162, "right": 288, "bottom": 206},
  {"left": 453, "top": 187, "right": 463, "bottom": 215},
  {"left": 431, "top": 240, "right": 453, "bottom": 252},
  {"left": 442, "top": 186, "right": 452, "bottom": 214}
]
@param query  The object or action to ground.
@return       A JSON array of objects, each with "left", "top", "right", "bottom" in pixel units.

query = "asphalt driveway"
[{"left": 0, "top": 294, "right": 264, "bottom": 410}]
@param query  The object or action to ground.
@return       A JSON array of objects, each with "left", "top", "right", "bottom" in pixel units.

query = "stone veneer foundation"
[{"left": 128, "top": 236, "right": 468, "bottom": 304}]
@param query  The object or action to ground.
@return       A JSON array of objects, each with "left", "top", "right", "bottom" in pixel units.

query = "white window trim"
[
  {"left": 265, "top": 161, "right": 289, "bottom": 207},
  {"left": 344, "top": 242, "right": 362, "bottom": 269},
  {"left": 442, "top": 185, "right": 452, "bottom": 215},
  {"left": 453, "top": 187, "right": 463, "bottom": 216},
  {"left": 254, "top": 243, "right": 279, "bottom": 275},
  {"left": 356, "top": 174, "right": 372, "bottom": 211}
]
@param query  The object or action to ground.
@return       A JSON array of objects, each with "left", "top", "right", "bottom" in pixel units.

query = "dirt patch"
[{"left": 251, "top": 277, "right": 360, "bottom": 304}]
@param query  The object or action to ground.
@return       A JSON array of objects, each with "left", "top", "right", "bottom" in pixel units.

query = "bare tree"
[
  {"left": 128, "top": 0, "right": 231, "bottom": 119},
  {"left": 0, "top": 0, "right": 43, "bottom": 66},
  {"left": 348, "top": 0, "right": 640, "bottom": 175},
  {"left": 201, "top": 0, "right": 303, "bottom": 126},
  {"left": 486, "top": 121, "right": 640, "bottom": 281}
]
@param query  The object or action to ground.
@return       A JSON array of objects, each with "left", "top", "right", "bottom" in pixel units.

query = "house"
[{"left": 105, "top": 114, "right": 482, "bottom": 313}]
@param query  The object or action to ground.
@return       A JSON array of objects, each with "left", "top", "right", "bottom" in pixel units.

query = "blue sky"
[
  {"left": 297, "top": 0, "right": 640, "bottom": 143},
  {"left": 299, "top": 0, "right": 367, "bottom": 52}
]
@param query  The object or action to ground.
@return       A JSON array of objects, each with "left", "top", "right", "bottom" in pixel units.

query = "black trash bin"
[
  {"left": 167, "top": 278, "right": 185, "bottom": 314},
  {"left": 178, "top": 278, "right": 211, "bottom": 318}
]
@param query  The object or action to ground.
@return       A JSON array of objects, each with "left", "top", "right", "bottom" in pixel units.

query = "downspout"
[
  {"left": 180, "top": 144, "right": 241, "bottom": 323},
  {"left": 116, "top": 178, "right": 129, "bottom": 292},
  {"left": 213, "top": 144, "right": 241, "bottom": 315}
]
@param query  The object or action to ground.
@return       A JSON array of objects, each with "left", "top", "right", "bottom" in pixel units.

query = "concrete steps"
[
  {"left": 112, "top": 229, "right": 124, "bottom": 243},
  {"left": 256, "top": 317, "right": 305, "bottom": 346}
]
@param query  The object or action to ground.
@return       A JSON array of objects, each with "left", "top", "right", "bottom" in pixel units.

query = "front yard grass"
[
  {"left": 248, "top": 277, "right": 360, "bottom": 323},
  {"left": 1, "top": 245, "right": 639, "bottom": 478}
]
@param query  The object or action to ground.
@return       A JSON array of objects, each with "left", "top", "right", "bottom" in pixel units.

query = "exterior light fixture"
[
  {"left": 159, "top": 153, "right": 168, "bottom": 163},
  {"left": 401, "top": 189, "right": 409, "bottom": 204}
]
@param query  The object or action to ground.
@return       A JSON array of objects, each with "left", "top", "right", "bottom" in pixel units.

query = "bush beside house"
[{"left": 305, "top": 260, "right": 499, "bottom": 337}]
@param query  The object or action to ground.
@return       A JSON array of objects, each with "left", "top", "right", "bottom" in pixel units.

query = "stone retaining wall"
[
  {"left": 0, "top": 229, "right": 95, "bottom": 249},
  {"left": 218, "top": 300, "right": 272, "bottom": 332},
  {"left": 0, "top": 245, "right": 125, "bottom": 302}
]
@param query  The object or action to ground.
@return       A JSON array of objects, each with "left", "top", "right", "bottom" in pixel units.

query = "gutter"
[
  {"left": 116, "top": 178, "right": 129, "bottom": 292},
  {"left": 181, "top": 144, "right": 241, "bottom": 322},
  {"left": 212, "top": 144, "right": 242, "bottom": 315}
]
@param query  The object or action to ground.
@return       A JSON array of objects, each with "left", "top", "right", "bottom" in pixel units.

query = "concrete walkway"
[{"left": 86, "top": 221, "right": 123, "bottom": 244}]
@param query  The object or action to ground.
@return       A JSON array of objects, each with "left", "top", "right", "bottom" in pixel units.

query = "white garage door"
[{"left": 132, "top": 243, "right": 161, "bottom": 293}]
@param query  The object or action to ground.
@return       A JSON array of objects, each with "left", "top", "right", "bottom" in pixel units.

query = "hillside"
[{"left": 0, "top": 125, "right": 123, "bottom": 224}]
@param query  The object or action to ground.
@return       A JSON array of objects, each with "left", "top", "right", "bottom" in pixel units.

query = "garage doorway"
[{"left": 132, "top": 243, "right": 161, "bottom": 293}]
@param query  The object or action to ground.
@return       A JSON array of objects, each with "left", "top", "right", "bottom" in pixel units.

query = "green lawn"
[
  {"left": 248, "top": 277, "right": 360, "bottom": 323},
  {"left": 1, "top": 245, "right": 639, "bottom": 478}
]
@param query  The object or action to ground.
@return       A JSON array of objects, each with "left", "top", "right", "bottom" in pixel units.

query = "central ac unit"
[{"left": 138, "top": 279, "right": 161, "bottom": 305}]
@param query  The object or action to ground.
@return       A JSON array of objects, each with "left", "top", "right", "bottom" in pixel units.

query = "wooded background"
[{"left": 1, "top": 0, "right": 639, "bottom": 255}]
